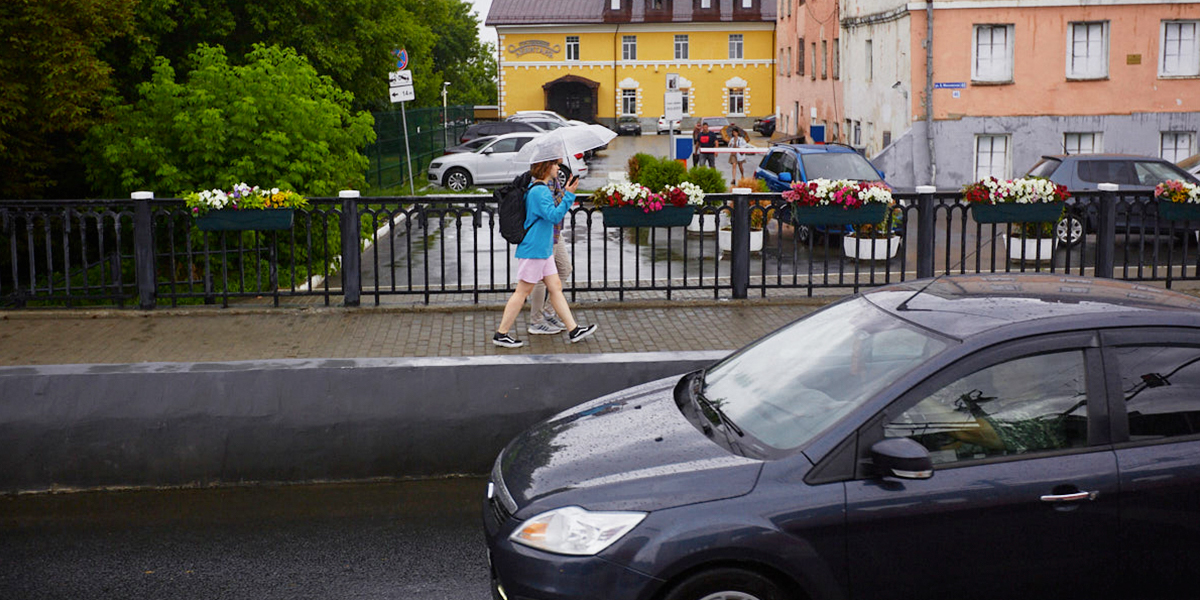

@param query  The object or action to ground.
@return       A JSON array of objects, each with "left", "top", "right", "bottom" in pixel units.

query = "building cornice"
[
  {"left": 500, "top": 60, "right": 775, "bottom": 69},
  {"left": 906, "top": 0, "right": 1195, "bottom": 10},
  {"left": 496, "top": 22, "right": 775, "bottom": 35}
]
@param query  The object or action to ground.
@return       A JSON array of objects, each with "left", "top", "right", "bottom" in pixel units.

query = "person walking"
[
  {"left": 527, "top": 176, "right": 571, "bottom": 335},
  {"left": 690, "top": 121, "right": 702, "bottom": 168},
  {"left": 695, "top": 122, "right": 718, "bottom": 169},
  {"left": 493, "top": 159, "right": 598, "bottom": 348},
  {"left": 728, "top": 129, "right": 753, "bottom": 183}
]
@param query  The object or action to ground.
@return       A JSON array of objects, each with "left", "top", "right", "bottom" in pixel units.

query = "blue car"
[{"left": 754, "top": 144, "right": 893, "bottom": 239}]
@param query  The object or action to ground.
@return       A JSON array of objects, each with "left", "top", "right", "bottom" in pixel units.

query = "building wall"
[
  {"left": 840, "top": 3, "right": 913, "bottom": 157},
  {"left": 498, "top": 23, "right": 775, "bottom": 126},
  {"left": 775, "top": 0, "right": 845, "bottom": 140}
]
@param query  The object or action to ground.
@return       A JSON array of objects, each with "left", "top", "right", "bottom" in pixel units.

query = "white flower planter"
[
  {"left": 1003, "top": 234, "right": 1055, "bottom": 263},
  {"left": 687, "top": 213, "right": 721, "bottom": 235},
  {"left": 718, "top": 228, "right": 764, "bottom": 253},
  {"left": 842, "top": 234, "right": 901, "bottom": 261}
]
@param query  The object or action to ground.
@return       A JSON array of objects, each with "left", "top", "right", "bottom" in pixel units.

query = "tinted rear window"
[{"left": 799, "top": 152, "right": 882, "bottom": 181}]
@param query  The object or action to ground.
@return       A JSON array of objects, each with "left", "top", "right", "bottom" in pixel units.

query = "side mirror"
[
  {"left": 482, "top": 147, "right": 494, "bottom": 155},
  {"left": 870, "top": 438, "right": 933, "bottom": 480},
  {"left": 779, "top": 172, "right": 793, "bottom": 183},
  {"left": 877, "top": 170, "right": 886, "bottom": 179}
]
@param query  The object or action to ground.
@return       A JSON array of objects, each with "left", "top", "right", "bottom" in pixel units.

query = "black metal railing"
[{"left": 3, "top": 188, "right": 1199, "bottom": 310}]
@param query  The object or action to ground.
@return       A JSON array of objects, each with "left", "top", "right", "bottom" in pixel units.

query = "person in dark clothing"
[
  {"left": 691, "top": 122, "right": 703, "bottom": 168},
  {"left": 695, "top": 123, "right": 718, "bottom": 169}
]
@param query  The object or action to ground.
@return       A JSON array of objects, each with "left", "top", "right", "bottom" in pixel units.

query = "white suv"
[{"left": 428, "top": 132, "right": 588, "bottom": 192}]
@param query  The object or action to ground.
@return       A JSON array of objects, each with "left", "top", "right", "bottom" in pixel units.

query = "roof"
[
  {"left": 486, "top": 0, "right": 776, "bottom": 26},
  {"left": 865, "top": 274, "right": 1200, "bottom": 339},
  {"left": 772, "top": 144, "right": 860, "bottom": 155}
]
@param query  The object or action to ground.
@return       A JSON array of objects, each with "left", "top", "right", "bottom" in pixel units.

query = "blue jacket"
[{"left": 515, "top": 182, "right": 576, "bottom": 259}]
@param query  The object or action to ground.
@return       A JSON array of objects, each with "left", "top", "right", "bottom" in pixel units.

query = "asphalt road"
[{"left": 0, "top": 478, "right": 493, "bottom": 600}]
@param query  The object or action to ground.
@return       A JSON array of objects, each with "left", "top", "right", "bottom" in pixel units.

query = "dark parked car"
[
  {"left": 484, "top": 273, "right": 1200, "bottom": 600},
  {"left": 1024, "top": 154, "right": 1200, "bottom": 244},
  {"left": 616, "top": 116, "right": 642, "bottom": 136},
  {"left": 753, "top": 114, "right": 776, "bottom": 137},
  {"left": 459, "top": 121, "right": 545, "bottom": 143}
]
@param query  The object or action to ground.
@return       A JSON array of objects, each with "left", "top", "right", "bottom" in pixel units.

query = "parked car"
[
  {"left": 428, "top": 132, "right": 588, "bottom": 191},
  {"left": 442, "top": 135, "right": 496, "bottom": 155},
  {"left": 656, "top": 115, "right": 681, "bottom": 134},
  {"left": 459, "top": 121, "right": 546, "bottom": 144},
  {"left": 1023, "top": 154, "right": 1200, "bottom": 244},
  {"left": 616, "top": 116, "right": 642, "bottom": 136},
  {"left": 484, "top": 273, "right": 1200, "bottom": 600},
  {"left": 753, "top": 114, "right": 776, "bottom": 137},
  {"left": 508, "top": 110, "right": 570, "bottom": 123},
  {"left": 754, "top": 143, "right": 890, "bottom": 240}
]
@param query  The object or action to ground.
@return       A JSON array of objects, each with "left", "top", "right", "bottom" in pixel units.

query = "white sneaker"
[
  {"left": 528, "top": 321, "right": 564, "bottom": 335},
  {"left": 543, "top": 312, "right": 566, "bottom": 329}
]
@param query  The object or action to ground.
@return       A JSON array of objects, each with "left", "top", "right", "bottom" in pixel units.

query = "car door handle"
[{"left": 1040, "top": 490, "right": 1099, "bottom": 503}]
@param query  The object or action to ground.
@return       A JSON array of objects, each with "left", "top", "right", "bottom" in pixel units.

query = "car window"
[
  {"left": 512, "top": 137, "right": 533, "bottom": 151},
  {"left": 488, "top": 138, "right": 521, "bottom": 153},
  {"left": 800, "top": 153, "right": 883, "bottom": 181},
  {"left": 1112, "top": 345, "right": 1200, "bottom": 440},
  {"left": 1025, "top": 158, "right": 1061, "bottom": 178},
  {"left": 761, "top": 151, "right": 786, "bottom": 174},
  {"left": 780, "top": 153, "right": 799, "bottom": 178},
  {"left": 885, "top": 351, "right": 1089, "bottom": 465},
  {"left": 1133, "top": 161, "right": 1191, "bottom": 186},
  {"left": 1078, "top": 160, "right": 1139, "bottom": 185}
]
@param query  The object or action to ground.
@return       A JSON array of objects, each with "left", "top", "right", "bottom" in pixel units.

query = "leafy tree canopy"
[{"left": 85, "top": 44, "right": 376, "bottom": 197}]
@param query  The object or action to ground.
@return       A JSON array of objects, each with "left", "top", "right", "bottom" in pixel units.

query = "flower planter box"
[
  {"left": 196, "top": 208, "right": 295, "bottom": 231},
  {"left": 1002, "top": 234, "right": 1055, "bottom": 263},
  {"left": 785, "top": 203, "right": 888, "bottom": 226},
  {"left": 601, "top": 206, "right": 693, "bottom": 228},
  {"left": 1157, "top": 202, "right": 1200, "bottom": 222},
  {"left": 843, "top": 234, "right": 901, "bottom": 261},
  {"left": 687, "top": 213, "right": 721, "bottom": 235},
  {"left": 718, "top": 228, "right": 764, "bottom": 253},
  {"left": 972, "top": 202, "right": 1064, "bottom": 224}
]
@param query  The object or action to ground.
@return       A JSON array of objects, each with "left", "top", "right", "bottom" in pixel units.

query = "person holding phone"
[
  {"left": 493, "top": 160, "right": 598, "bottom": 348},
  {"left": 527, "top": 169, "right": 576, "bottom": 335}
]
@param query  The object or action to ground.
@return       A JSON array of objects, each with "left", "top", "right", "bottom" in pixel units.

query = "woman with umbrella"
[{"left": 493, "top": 137, "right": 601, "bottom": 348}]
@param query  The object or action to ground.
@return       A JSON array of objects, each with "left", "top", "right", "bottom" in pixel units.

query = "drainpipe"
[
  {"left": 924, "top": 1, "right": 936, "bottom": 185},
  {"left": 614, "top": 24, "right": 621, "bottom": 127}
]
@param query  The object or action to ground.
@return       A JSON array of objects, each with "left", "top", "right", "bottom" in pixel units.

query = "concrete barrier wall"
[{"left": 0, "top": 352, "right": 727, "bottom": 493}]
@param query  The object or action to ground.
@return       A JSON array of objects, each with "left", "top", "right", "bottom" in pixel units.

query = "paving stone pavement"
[{"left": 0, "top": 299, "right": 832, "bottom": 366}]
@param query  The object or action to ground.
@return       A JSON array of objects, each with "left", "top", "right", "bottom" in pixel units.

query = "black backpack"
[{"left": 495, "top": 173, "right": 545, "bottom": 245}]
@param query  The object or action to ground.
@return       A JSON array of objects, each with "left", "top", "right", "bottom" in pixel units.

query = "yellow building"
[{"left": 485, "top": 0, "right": 776, "bottom": 128}]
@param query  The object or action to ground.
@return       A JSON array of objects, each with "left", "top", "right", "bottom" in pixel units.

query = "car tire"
[
  {"left": 662, "top": 568, "right": 792, "bottom": 600},
  {"left": 444, "top": 168, "right": 472, "bottom": 192},
  {"left": 1055, "top": 215, "right": 1083, "bottom": 246}
]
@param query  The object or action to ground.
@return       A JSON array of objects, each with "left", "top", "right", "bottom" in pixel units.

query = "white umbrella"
[{"left": 515, "top": 124, "right": 617, "bottom": 165}]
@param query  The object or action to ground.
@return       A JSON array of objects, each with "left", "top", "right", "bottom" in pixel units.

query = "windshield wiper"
[{"left": 691, "top": 370, "right": 744, "bottom": 438}]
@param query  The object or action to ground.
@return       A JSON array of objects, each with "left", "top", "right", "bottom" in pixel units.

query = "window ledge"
[
  {"left": 1065, "top": 76, "right": 1110, "bottom": 82},
  {"left": 971, "top": 79, "right": 1014, "bottom": 86},
  {"left": 1158, "top": 74, "right": 1200, "bottom": 80}
]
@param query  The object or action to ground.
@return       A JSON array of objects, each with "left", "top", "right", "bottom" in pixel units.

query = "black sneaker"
[
  {"left": 492, "top": 332, "right": 524, "bottom": 348},
  {"left": 567, "top": 324, "right": 598, "bottom": 344}
]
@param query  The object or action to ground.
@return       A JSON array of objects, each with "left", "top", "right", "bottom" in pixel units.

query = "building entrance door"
[{"left": 543, "top": 75, "right": 599, "bottom": 123}]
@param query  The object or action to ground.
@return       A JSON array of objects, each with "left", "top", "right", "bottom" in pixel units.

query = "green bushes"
[
  {"left": 684, "top": 166, "right": 727, "bottom": 194},
  {"left": 627, "top": 155, "right": 728, "bottom": 195}
]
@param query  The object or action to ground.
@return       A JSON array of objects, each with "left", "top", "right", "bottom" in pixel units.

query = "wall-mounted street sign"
[{"left": 934, "top": 82, "right": 966, "bottom": 89}]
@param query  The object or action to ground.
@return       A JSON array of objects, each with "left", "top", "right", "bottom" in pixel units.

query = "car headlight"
[
  {"left": 509, "top": 506, "right": 646, "bottom": 556},
  {"left": 429, "top": 161, "right": 443, "bottom": 169}
]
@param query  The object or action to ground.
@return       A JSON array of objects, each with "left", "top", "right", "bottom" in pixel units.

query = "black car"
[
  {"left": 616, "top": 116, "right": 642, "bottom": 136},
  {"left": 1024, "top": 154, "right": 1200, "bottom": 244},
  {"left": 459, "top": 121, "right": 545, "bottom": 143},
  {"left": 753, "top": 114, "right": 776, "bottom": 137},
  {"left": 485, "top": 273, "right": 1200, "bottom": 600}
]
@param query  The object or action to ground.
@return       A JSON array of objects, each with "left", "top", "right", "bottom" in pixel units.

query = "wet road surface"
[{"left": 0, "top": 478, "right": 492, "bottom": 600}]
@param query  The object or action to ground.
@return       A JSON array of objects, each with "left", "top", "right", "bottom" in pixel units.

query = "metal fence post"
[
  {"left": 915, "top": 185, "right": 937, "bottom": 279},
  {"left": 1096, "top": 183, "right": 1117, "bottom": 279},
  {"left": 340, "top": 190, "right": 362, "bottom": 307},
  {"left": 131, "top": 191, "right": 157, "bottom": 310},
  {"left": 731, "top": 188, "right": 750, "bottom": 299}
]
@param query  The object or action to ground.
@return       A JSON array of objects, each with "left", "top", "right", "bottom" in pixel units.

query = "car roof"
[
  {"left": 770, "top": 143, "right": 861, "bottom": 155},
  {"left": 1039, "top": 154, "right": 1175, "bottom": 162},
  {"left": 864, "top": 273, "right": 1200, "bottom": 340}
]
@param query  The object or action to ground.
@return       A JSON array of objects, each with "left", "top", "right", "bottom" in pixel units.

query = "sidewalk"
[{"left": 0, "top": 298, "right": 831, "bottom": 366}]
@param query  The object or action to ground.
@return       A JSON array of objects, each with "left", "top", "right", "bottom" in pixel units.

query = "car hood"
[{"left": 497, "top": 376, "right": 763, "bottom": 515}]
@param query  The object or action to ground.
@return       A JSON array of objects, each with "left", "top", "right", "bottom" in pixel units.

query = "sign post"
[
  {"left": 388, "top": 56, "right": 417, "bottom": 195},
  {"left": 664, "top": 74, "right": 683, "bottom": 161}
]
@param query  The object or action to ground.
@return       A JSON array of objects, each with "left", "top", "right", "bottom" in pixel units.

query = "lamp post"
[{"left": 441, "top": 81, "right": 451, "bottom": 149}]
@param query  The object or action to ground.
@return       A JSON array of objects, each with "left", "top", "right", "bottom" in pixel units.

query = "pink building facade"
[{"left": 775, "top": 0, "right": 846, "bottom": 143}]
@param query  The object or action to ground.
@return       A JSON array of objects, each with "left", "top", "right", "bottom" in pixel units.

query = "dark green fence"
[{"left": 364, "top": 105, "right": 474, "bottom": 190}]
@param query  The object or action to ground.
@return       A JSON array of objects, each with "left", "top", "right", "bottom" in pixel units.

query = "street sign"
[
  {"left": 664, "top": 91, "right": 684, "bottom": 121},
  {"left": 391, "top": 48, "right": 409, "bottom": 71},
  {"left": 389, "top": 85, "right": 415, "bottom": 103},
  {"left": 389, "top": 70, "right": 413, "bottom": 86}
]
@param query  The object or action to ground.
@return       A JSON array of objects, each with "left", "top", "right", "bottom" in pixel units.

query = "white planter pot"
[
  {"left": 1003, "top": 234, "right": 1055, "bottom": 263},
  {"left": 718, "top": 228, "right": 764, "bottom": 253},
  {"left": 687, "top": 213, "right": 720, "bottom": 235},
  {"left": 842, "top": 234, "right": 901, "bottom": 261}
]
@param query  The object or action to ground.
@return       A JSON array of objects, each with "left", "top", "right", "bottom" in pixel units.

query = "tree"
[
  {"left": 85, "top": 44, "right": 376, "bottom": 197},
  {"left": 0, "top": 0, "right": 136, "bottom": 199}
]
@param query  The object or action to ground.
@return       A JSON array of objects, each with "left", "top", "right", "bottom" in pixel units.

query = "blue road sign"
[{"left": 391, "top": 48, "right": 409, "bottom": 71}]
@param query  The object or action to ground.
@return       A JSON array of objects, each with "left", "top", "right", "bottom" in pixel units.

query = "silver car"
[{"left": 428, "top": 132, "right": 588, "bottom": 192}]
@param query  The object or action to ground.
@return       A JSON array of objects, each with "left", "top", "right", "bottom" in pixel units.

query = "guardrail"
[{"left": 3, "top": 188, "right": 1199, "bottom": 309}]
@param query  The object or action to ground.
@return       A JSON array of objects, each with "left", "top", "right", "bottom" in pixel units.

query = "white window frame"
[
  {"left": 742, "top": 0, "right": 752, "bottom": 7},
  {"left": 975, "top": 134, "right": 1011, "bottom": 180},
  {"left": 565, "top": 36, "right": 580, "bottom": 62},
  {"left": 973, "top": 24, "right": 1014, "bottom": 83},
  {"left": 1160, "top": 21, "right": 1200, "bottom": 78},
  {"left": 1067, "top": 21, "right": 1109, "bottom": 80},
  {"left": 701, "top": 0, "right": 711, "bottom": 8},
  {"left": 623, "top": 35, "right": 637, "bottom": 61},
  {"left": 675, "top": 34, "right": 689, "bottom": 61},
  {"left": 728, "top": 89, "right": 745, "bottom": 116},
  {"left": 1064, "top": 132, "right": 1103, "bottom": 155},
  {"left": 611, "top": 0, "right": 621, "bottom": 9},
  {"left": 621, "top": 89, "right": 638, "bottom": 116},
  {"left": 1161, "top": 132, "right": 1196, "bottom": 163},
  {"left": 729, "top": 34, "right": 744, "bottom": 60}
]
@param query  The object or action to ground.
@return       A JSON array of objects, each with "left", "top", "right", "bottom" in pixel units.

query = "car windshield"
[
  {"left": 701, "top": 298, "right": 950, "bottom": 451},
  {"left": 1025, "top": 158, "right": 1061, "bottom": 178},
  {"left": 800, "top": 152, "right": 883, "bottom": 181}
]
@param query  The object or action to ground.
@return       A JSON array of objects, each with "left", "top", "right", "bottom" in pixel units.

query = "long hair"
[{"left": 530, "top": 159, "right": 557, "bottom": 181}]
